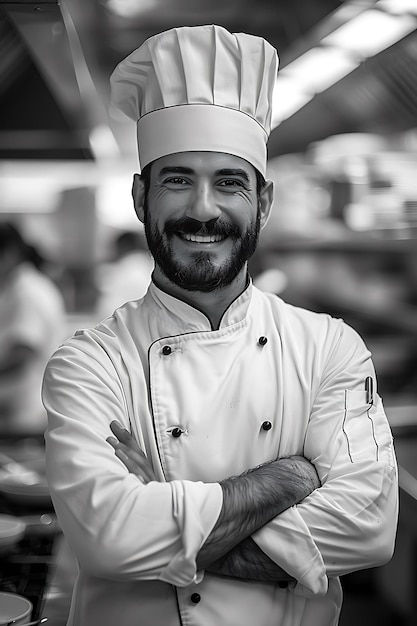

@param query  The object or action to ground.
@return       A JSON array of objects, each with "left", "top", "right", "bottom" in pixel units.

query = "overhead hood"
[
  {"left": 0, "top": 0, "right": 416, "bottom": 162},
  {"left": 0, "top": 0, "right": 94, "bottom": 160}
]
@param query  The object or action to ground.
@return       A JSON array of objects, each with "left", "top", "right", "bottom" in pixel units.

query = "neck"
[{"left": 152, "top": 265, "right": 249, "bottom": 330}]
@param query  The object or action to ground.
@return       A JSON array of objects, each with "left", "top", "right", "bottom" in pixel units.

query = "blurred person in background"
[
  {"left": 0, "top": 222, "right": 66, "bottom": 435},
  {"left": 95, "top": 229, "right": 153, "bottom": 319},
  {"left": 42, "top": 26, "right": 398, "bottom": 626}
]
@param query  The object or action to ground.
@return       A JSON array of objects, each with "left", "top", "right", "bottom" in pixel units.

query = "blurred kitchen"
[{"left": 0, "top": 0, "right": 416, "bottom": 624}]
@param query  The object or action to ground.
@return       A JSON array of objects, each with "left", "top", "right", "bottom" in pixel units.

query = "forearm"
[
  {"left": 106, "top": 424, "right": 320, "bottom": 580},
  {"left": 206, "top": 536, "right": 293, "bottom": 582},
  {"left": 196, "top": 456, "right": 319, "bottom": 570}
]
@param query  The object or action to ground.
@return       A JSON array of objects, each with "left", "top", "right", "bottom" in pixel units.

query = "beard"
[{"left": 143, "top": 206, "right": 261, "bottom": 292}]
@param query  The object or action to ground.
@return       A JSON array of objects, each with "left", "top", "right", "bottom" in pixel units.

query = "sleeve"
[
  {"left": 252, "top": 321, "right": 398, "bottom": 596},
  {"left": 42, "top": 338, "right": 222, "bottom": 587}
]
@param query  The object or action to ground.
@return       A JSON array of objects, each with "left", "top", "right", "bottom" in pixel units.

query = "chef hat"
[{"left": 110, "top": 24, "right": 278, "bottom": 177}]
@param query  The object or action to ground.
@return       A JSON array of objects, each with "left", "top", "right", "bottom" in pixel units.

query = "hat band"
[{"left": 137, "top": 104, "right": 267, "bottom": 176}]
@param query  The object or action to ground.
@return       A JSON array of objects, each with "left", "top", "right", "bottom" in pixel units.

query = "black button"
[
  {"left": 258, "top": 336, "right": 268, "bottom": 346},
  {"left": 262, "top": 421, "right": 272, "bottom": 431},
  {"left": 171, "top": 427, "right": 183, "bottom": 438},
  {"left": 162, "top": 345, "right": 172, "bottom": 355},
  {"left": 278, "top": 581, "right": 288, "bottom": 589},
  {"left": 190, "top": 592, "right": 201, "bottom": 604}
]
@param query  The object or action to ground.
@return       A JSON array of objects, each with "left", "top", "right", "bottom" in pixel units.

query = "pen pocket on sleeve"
[{"left": 343, "top": 390, "right": 378, "bottom": 463}]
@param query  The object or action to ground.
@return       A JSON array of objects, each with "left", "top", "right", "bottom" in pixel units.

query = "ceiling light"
[
  {"left": 280, "top": 46, "right": 358, "bottom": 94},
  {"left": 377, "top": 0, "right": 417, "bottom": 16},
  {"left": 272, "top": 3, "right": 417, "bottom": 127},
  {"left": 106, "top": 0, "right": 157, "bottom": 17},
  {"left": 271, "top": 47, "right": 358, "bottom": 128},
  {"left": 271, "top": 78, "right": 312, "bottom": 127},
  {"left": 322, "top": 9, "right": 417, "bottom": 58}
]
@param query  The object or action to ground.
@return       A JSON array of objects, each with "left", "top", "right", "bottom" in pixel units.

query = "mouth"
[{"left": 179, "top": 232, "right": 226, "bottom": 244}]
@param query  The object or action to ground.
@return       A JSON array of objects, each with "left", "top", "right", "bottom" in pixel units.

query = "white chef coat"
[
  {"left": 43, "top": 281, "right": 398, "bottom": 626},
  {"left": 0, "top": 262, "right": 65, "bottom": 434}
]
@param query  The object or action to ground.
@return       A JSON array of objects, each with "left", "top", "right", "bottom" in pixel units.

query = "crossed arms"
[
  {"left": 107, "top": 421, "right": 320, "bottom": 582},
  {"left": 44, "top": 341, "right": 398, "bottom": 590}
]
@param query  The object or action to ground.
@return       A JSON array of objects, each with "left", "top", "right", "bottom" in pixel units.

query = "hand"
[{"left": 106, "top": 421, "right": 156, "bottom": 483}]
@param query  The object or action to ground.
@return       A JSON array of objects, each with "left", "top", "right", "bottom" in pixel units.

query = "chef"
[{"left": 43, "top": 24, "right": 398, "bottom": 626}]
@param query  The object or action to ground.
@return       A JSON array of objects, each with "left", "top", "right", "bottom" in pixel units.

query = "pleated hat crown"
[{"left": 110, "top": 24, "right": 279, "bottom": 176}]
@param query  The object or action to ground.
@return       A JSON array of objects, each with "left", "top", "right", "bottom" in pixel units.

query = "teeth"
[{"left": 182, "top": 233, "right": 224, "bottom": 243}]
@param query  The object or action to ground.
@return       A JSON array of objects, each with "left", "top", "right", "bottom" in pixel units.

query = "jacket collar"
[{"left": 147, "top": 279, "right": 253, "bottom": 333}]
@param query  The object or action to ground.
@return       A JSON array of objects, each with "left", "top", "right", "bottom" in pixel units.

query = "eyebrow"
[
  {"left": 158, "top": 166, "right": 194, "bottom": 176},
  {"left": 158, "top": 166, "right": 250, "bottom": 182},
  {"left": 216, "top": 168, "right": 250, "bottom": 182}
]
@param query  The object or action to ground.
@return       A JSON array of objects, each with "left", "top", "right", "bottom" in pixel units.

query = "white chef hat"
[{"left": 110, "top": 24, "right": 278, "bottom": 177}]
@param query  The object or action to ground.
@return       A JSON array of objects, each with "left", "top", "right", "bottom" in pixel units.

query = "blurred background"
[{"left": 0, "top": 0, "right": 416, "bottom": 624}]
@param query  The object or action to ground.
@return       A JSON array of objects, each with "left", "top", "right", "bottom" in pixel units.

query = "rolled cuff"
[
  {"left": 159, "top": 480, "right": 223, "bottom": 586},
  {"left": 252, "top": 505, "right": 328, "bottom": 596}
]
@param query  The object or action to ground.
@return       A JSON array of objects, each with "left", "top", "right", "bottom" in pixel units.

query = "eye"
[
  {"left": 217, "top": 178, "right": 246, "bottom": 190},
  {"left": 164, "top": 176, "right": 189, "bottom": 186}
]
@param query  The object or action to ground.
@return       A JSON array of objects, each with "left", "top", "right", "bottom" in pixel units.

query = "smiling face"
[{"left": 133, "top": 151, "right": 273, "bottom": 293}]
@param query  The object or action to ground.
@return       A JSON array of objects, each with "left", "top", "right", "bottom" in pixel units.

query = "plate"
[
  {"left": 0, "top": 591, "right": 32, "bottom": 625},
  {"left": 0, "top": 514, "right": 26, "bottom": 548},
  {"left": 0, "top": 457, "right": 51, "bottom": 507}
]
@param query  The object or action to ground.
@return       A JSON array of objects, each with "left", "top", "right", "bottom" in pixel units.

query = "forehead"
[{"left": 150, "top": 151, "right": 256, "bottom": 179}]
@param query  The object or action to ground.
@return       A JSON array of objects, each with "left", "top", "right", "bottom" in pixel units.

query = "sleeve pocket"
[{"left": 343, "top": 390, "right": 394, "bottom": 465}]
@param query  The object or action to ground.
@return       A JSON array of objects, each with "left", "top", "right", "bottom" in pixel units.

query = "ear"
[
  {"left": 258, "top": 179, "right": 274, "bottom": 230},
  {"left": 132, "top": 173, "right": 145, "bottom": 224}
]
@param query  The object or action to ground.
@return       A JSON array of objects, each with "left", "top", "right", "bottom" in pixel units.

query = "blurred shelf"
[
  {"left": 266, "top": 232, "right": 417, "bottom": 254},
  {"left": 311, "top": 294, "right": 417, "bottom": 334}
]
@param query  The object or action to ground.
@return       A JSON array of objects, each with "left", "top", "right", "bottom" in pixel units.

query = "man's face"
[{"left": 139, "top": 152, "right": 265, "bottom": 292}]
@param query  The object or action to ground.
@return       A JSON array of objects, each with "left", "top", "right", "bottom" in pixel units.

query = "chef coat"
[
  {"left": 43, "top": 281, "right": 398, "bottom": 626},
  {"left": 0, "top": 262, "right": 65, "bottom": 434}
]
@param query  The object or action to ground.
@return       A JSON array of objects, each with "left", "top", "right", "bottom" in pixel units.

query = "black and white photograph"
[{"left": 0, "top": 1, "right": 416, "bottom": 624}]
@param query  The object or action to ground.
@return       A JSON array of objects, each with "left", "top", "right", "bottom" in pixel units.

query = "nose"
[{"left": 187, "top": 179, "right": 221, "bottom": 222}]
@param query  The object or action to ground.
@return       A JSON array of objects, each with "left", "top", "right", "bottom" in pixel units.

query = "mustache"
[{"left": 164, "top": 217, "right": 240, "bottom": 238}]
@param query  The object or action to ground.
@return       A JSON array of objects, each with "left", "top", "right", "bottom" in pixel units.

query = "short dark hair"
[
  {"left": 255, "top": 169, "right": 267, "bottom": 194},
  {"left": 0, "top": 221, "right": 44, "bottom": 269}
]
